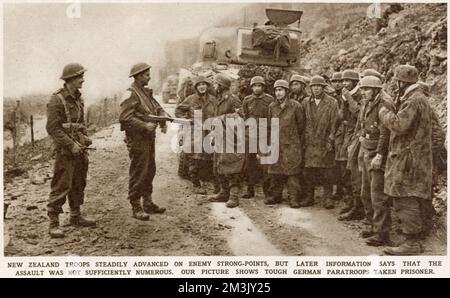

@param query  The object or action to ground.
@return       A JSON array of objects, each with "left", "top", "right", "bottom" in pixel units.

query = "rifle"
[{"left": 141, "top": 114, "right": 192, "bottom": 126}]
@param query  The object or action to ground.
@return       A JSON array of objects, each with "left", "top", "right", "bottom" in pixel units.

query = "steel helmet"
[
  {"left": 310, "top": 75, "right": 328, "bottom": 87},
  {"left": 393, "top": 65, "right": 419, "bottom": 83},
  {"left": 214, "top": 73, "right": 232, "bottom": 89},
  {"left": 359, "top": 76, "right": 383, "bottom": 89},
  {"left": 129, "top": 63, "right": 151, "bottom": 78},
  {"left": 60, "top": 63, "right": 87, "bottom": 80},
  {"left": 250, "top": 76, "right": 265, "bottom": 87},
  {"left": 273, "top": 79, "right": 289, "bottom": 90},
  {"left": 193, "top": 76, "right": 210, "bottom": 88},
  {"left": 362, "top": 68, "right": 383, "bottom": 80},
  {"left": 341, "top": 69, "right": 360, "bottom": 81},
  {"left": 330, "top": 72, "right": 342, "bottom": 82},
  {"left": 289, "top": 74, "right": 309, "bottom": 85}
]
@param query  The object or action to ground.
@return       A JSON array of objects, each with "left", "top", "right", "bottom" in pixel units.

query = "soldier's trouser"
[
  {"left": 47, "top": 152, "right": 89, "bottom": 216},
  {"left": 420, "top": 199, "right": 435, "bottom": 234},
  {"left": 246, "top": 154, "right": 270, "bottom": 196},
  {"left": 392, "top": 196, "right": 423, "bottom": 235},
  {"left": 127, "top": 138, "right": 156, "bottom": 204},
  {"left": 189, "top": 158, "right": 203, "bottom": 186},
  {"left": 269, "top": 174, "right": 301, "bottom": 200},
  {"left": 361, "top": 153, "right": 391, "bottom": 233},
  {"left": 303, "top": 167, "right": 333, "bottom": 200},
  {"left": 349, "top": 158, "right": 363, "bottom": 210},
  {"left": 217, "top": 174, "right": 241, "bottom": 197},
  {"left": 335, "top": 160, "right": 351, "bottom": 197}
]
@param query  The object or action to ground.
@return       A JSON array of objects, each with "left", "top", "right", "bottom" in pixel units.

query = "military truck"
[{"left": 177, "top": 8, "right": 305, "bottom": 178}]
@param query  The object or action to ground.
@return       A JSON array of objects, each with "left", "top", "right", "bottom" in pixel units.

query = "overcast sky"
[{"left": 3, "top": 2, "right": 248, "bottom": 101}]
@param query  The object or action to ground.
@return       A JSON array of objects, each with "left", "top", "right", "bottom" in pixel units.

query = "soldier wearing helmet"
[
  {"left": 265, "top": 80, "right": 305, "bottom": 208},
  {"left": 379, "top": 65, "right": 434, "bottom": 255},
  {"left": 209, "top": 73, "right": 243, "bottom": 208},
  {"left": 119, "top": 62, "right": 167, "bottom": 220},
  {"left": 241, "top": 76, "right": 274, "bottom": 200},
  {"left": 302, "top": 75, "right": 338, "bottom": 209},
  {"left": 175, "top": 76, "right": 219, "bottom": 195},
  {"left": 289, "top": 74, "right": 309, "bottom": 104},
  {"left": 357, "top": 75, "right": 395, "bottom": 247},
  {"left": 46, "top": 63, "right": 96, "bottom": 238},
  {"left": 338, "top": 69, "right": 365, "bottom": 222},
  {"left": 330, "top": 71, "right": 351, "bottom": 205}
]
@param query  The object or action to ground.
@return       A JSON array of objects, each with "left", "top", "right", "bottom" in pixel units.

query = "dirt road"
[{"left": 3, "top": 104, "right": 446, "bottom": 256}]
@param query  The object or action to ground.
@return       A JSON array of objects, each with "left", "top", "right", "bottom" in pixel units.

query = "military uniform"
[
  {"left": 242, "top": 92, "right": 274, "bottom": 197},
  {"left": 379, "top": 83, "right": 433, "bottom": 238},
  {"left": 302, "top": 92, "right": 338, "bottom": 207},
  {"left": 175, "top": 91, "right": 217, "bottom": 189},
  {"left": 339, "top": 87, "right": 365, "bottom": 219},
  {"left": 267, "top": 96, "right": 305, "bottom": 206},
  {"left": 119, "top": 82, "right": 167, "bottom": 214},
  {"left": 357, "top": 89, "right": 394, "bottom": 243},
  {"left": 46, "top": 86, "right": 90, "bottom": 217},
  {"left": 289, "top": 90, "right": 309, "bottom": 104},
  {"left": 211, "top": 89, "right": 243, "bottom": 207}
]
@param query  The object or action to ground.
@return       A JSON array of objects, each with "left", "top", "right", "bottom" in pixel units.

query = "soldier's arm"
[
  {"left": 295, "top": 103, "right": 305, "bottom": 143},
  {"left": 174, "top": 97, "right": 193, "bottom": 119},
  {"left": 241, "top": 98, "right": 249, "bottom": 119},
  {"left": 232, "top": 95, "right": 243, "bottom": 112},
  {"left": 431, "top": 108, "right": 445, "bottom": 152},
  {"left": 119, "top": 93, "right": 149, "bottom": 133},
  {"left": 379, "top": 99, "right": 419, "bottom": 135},
  {"left": 328, "top": 101, "right": 338, "bottom": 142},
  {"left": 46, "top": 96, "right": 77, "bottom": 149}
]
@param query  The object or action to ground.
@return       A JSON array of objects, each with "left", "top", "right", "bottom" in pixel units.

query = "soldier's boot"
[
  {"left": 289, "top": 196, "right": 301, "bottom": 209},
  {"left": 360, "top": 226, "right": 374, "bottom": 238},
  {"left": 299, "top": 188, "right": 314, "bottom": 207},
  {"left": 69, "top": 208, "right": 96, "bottom": 227},
  {"left": 366, "top": 233, "right": 391, "bottom": 247},
  {"left": 323, "top": 185, "right": 335, "bottom": 209},
  {"left": 323, "top": 198, "right": 335, "bottom": 209},
  {"left": 242, "top": 185, "right": 255, "bottom": 199},
  {"left": 192, "top": 180, "right": 207, "bottom": 195},
  {"left": 213, "top": 180, "right": 221, "bottom": 194},
  {"left": 143, "top": 197, "right": 166, "bottom": 214},
  {"left": 264, "top": 196, "right": 282, "bottom": 205},
  {"left": 338, "top": 198, "right": 365, "bottom": 221},
  {"left": 48, "top": 213, "right": 64, "bottom": 238},
  {"left": 131, "top": 201, "right": 150, "bottom": 221},
  {"left": 339, "top": 197, "right": 353, "bottom": 214},
  {"left": 209, "top": 179, "right": 230, "bottom": 202},
  {"left": 383, "top": 234, "right": 422, "bottom": 256},
  {"left": 226, "top": 186, "right": 240, "bottom": 208}
]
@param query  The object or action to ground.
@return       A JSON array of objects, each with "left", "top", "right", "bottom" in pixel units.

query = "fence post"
[{"left": 12, "top": 100, "right": 20, "bottom": 167}]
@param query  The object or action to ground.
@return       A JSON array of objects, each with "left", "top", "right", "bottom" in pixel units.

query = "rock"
[
  {"left": 338, "top": 49, "right": 348, "bottom": 56},
  {"left": 26, "top": 205, "right": 38, "bottom": 211},
  {"left": 30, "top": 172, "right": 46, "bottom": 185}
]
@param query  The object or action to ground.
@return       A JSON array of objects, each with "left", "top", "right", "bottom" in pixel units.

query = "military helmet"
[
  {"left": 60, "top": 63, "right": 87, "bottom": 80},
  {"left": 341, "top": 69, "right": 360, "bottom": 81},
  {"left": 290, "top": 74, "right": 309, "bottom": 85},
  {"left": 129, "top": 62, "right": 151, "bottom": 78},
  {"left": 274, "top": 79, "right": 289, "bottom": 90},
  {"left": 393, "top": 65, "right": 419, "bottom": 83},
  {"left": 310, "top": 75, "right": 328, "bottom": 87},
  {"left": 330, "top": 72, "right": 342, "bottom": 82},
  {"left": 250, "top": 76, "right": 265, "bottom": 87},
  {"left": 193, "top": 76, "right": 210, "bottom": 88},
  {"left": 359, "top": 76, "right": 383, "bottom": 89},
  {"left": 362, "top": 68, "right": 383, "bottom": 80},
  {"left": 214, "top": 73, "right": 232, "bottom": 89}
]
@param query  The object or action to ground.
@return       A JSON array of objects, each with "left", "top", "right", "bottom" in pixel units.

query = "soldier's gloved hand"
[
  {"left": 371, "top": 153, "right": 383, "bottom": 170},
  {"left": 146, "top": 122, "right": 158, "bottom": 132},
  {"left": 71, "top": 143, "right": 83, "bottom": 156}
]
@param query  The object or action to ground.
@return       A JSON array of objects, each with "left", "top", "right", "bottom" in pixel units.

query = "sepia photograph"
[{"left": 1, "top": 0, "right": 447, "bottom": 267}]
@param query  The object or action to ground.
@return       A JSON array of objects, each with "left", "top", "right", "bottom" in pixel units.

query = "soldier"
[
  {"left": 302, "top": 76, "right": 338, "bottom": 209},
  {"left": 331, "top": 72, "right": 351, "bottom": 203},
  {"left": 241, "top": 76, "right": 274, "bottom": 199},
  {"left": 357, "top": 76, "right": 395, "bottom": 246},
  {"left": 266, "top": 80, "right": 305, "bottom": 208},
  {"left": 209, "top": 73, "right": 242, "bottom": 208},
  {"left": 361, "top": 68, "right": 384, "bottom": 81},
  {"left": 338, "top": 69, "right": 365, "bottom": 220},
  {"left": 379, "top": 65, "right": 434, "bottom": 255},
  {"left": 175, "top": 76, "right": 216, "bottom": 194},
  {"left": 289, "top": 74, "right": 309, "bottom": 104},
  {"left": 46, "top": 63, "right": 96, "bottom": 238},
  {"left": 119, "top": 63, "right": 167, "bottom": 221}
]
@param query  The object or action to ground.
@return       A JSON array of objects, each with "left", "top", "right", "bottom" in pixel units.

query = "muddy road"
[{"left": 3, "top": 104, "right": 446, "bottom": 257}]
